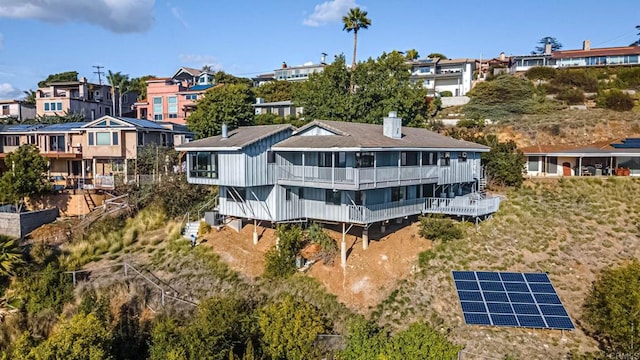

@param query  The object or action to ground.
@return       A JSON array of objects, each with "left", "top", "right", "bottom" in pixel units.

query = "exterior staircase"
[{"left": 182, "top": 221, "right": 200, "bottom": 240}]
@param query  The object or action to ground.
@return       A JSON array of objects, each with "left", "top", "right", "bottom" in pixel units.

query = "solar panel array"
[{"left": 452, "top": 271, "right": 574, "bottom": 330}]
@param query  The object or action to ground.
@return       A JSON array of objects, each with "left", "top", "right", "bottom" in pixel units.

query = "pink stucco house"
[{"left": 133, "top": 67, "right": 215, "bottom": 124}]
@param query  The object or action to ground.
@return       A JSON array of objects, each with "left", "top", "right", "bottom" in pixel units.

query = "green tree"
[
  {"left": 186, "top": 83, "right": 254, "bottom": 138},
  {"left": 258, "top": 294, "right": 328, "bottom": 360},
  {"left": 116, "top": 77, "right": 131, "bottom": 116},
  {"left": 129, "top": 75, "right": 155, "bottom": 101},
  {"left": 32, "top": 313, "right": 113, "bottom": 360},
  {"left": 22, "top": 90, "right": 36, "bottom": 106},
  {"left": 383, "top": 322, "right": 461, "bottom": 359},
  {"left": 534, "top": 36, "right": 562, "bottom": 54},
  {"left": 630, "top": 25, "right": 640, "bottom": 46},
  {"left": 37, "top": 71, "right": 78, "bottom": 87},
  {"left": 597, "top": 89, "right": 635, "bottom": 111},
  {"left": 264, "top": 225, "right": 304, "bottom": 278},
  {"left": 584, "top": 260, "right": 640, "bottom": 357},
  {"left": 0, "top": 144, "right": 50, "bottom": 211},
  {"left": 342, "top": 7, "right": 371, "bottom": 93},
  {"left": 106, "top": 71, "right": 127, "bottom": 118},
  {"left": 17, "top": 263, "right": 73, "bottom": 315},
  {"left": 427, "top": 52, "right": 448, "bottom": 60},
  {"left": 148, "top": 316, "right": 187, "bottom": 360},
  {"left": 478, "top": 135, "right": 526, "bottom": 187},
  {"left": 252, "top": 81, "right": 297, "bottom": 102},
  {"left": 405, "top": 49, "right": 420, "bottom": 60},
  {"left": 214, "top": 71, "right": 252, "bottom": 87},
  {"left": 338, "top": 317, "right": 386, "bottom": 359},
  {"left": 0, "top": 235, "right": 24, "bottom": 277},
  {"left": 525, "top": 66, "right": 557, "bottom": 81}
]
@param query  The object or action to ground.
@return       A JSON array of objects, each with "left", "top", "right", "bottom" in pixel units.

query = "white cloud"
[
  {"left": 179, "top": 54, "right": 222, "bottom": 70},
  {"left": 0, "top": 83, "right": 22, "bottom": 99},
  {"left": 0, "top": 0, "right": 155, "bottom": 33},
  {"left": 303, "top": 0, "right": 360, "bottom": 27}
]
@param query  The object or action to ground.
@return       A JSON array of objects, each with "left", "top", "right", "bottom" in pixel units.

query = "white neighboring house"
[
  {"left": 0, "top": 100, "right": 36, "bottom": 121},
  {"left": 409, "top": 58, "right": 476, "bottom": 96},
  {"left": 253, "top": 98, "right": 303, "bottom": 118}
]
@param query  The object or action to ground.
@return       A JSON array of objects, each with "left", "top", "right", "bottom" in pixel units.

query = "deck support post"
[
  {"left": 381, "top": 223, "right": 386, "bottom": 233},
  {"left": 253, "top": 219, "right": 258, "bottom": 245},
  {"left": 362, "top": 227, "right": 369, "bottom": 250},
  {"left": 341, "top": 223, "right": 347, "bottom": 269},
  {"left": 578, "top": 157, "right": 582, "bottom": 176}
]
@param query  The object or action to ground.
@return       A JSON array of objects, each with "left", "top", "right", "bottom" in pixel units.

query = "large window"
[
  {"left": 356, "top": 152, "right": 374, "bottom": 168},
  {"left": 228, "top": 187, "right": 246, "bottom": 202},
  {"left": 422, "top": 152, "right": 437, "bottom": 165},
  {"left": 48, "top": 135, "right": 65, "bottom": 152},
  {"left": 96, "top": 132, "right": 111, "bottom": 145},
  {"left": 325, "top": 189, "right": 341, "bottom": 205},
  {"left": 391, "top": 187, "right": 405, "bottom": 202},
  {"left": 318, "top": 152, "right": 332, "bottom": 167},
  {"left": 3, "top": 135, "right": 19, "bottom": 146},
  {"left": 335, "top": 152, "right": 346, "bottom": 168},
  {"left": 153, "top": 97, "right": 163, "bottom": 120},
  {"left": 1, "top": 105, "right": 9, "bottom": 115},
  {"left": 401, "top": 151, "right": 418, "bottom": 166},
  {"left": 185, "top": 94, "right": 197, "bottom": 100},
  {"left": 189, "top": 151, "right": 218, "bottom": 178},
  {"left": 168, "top": 96, "right": 177, "bottom": 118}
]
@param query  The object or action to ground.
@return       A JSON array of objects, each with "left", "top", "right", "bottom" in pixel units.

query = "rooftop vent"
[
  {"left": 383, "top": 111, "right": 402, "bottom": 139},
  {"left": 221, "top": 123, "right": 228, "bottom": 139}
]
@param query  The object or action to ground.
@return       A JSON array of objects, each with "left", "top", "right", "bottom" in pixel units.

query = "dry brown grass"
[{"left": 372, "top": 177, "right": 640, "bottom": 359}]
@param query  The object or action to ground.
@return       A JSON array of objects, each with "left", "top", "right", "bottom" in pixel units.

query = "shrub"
[
  {"left": 418, "top": 215, "right": 463, "bottom": 242},
  {"left": 439, "top": 90, "right": 453, "bottom": 97},
  {"left": 584, "top": 260, "right": 640, "bottom": 356},
  {"left": 16, "top": 263, "right": 73, "bottom": 315},
  {"left": 556, "top": 87, "right": 585, "bottom": 105},
  {"left": 456, "top": 119, "right": 485, "bottom": 129},
  {"left": 198, "top": 221, "right": 211, "bottom": 236},
  {"left": 418, "top": 250, "right": 436, "bottom": 269},
  {"left": 307, "top": 222, "right": 337, "bottom": 265},
  {"left": 552, "top": 70, "right": 598, "bottom": 92},
  {"left": 264, "top": 225, "right": 304, "bottom": 278},
  {"left": 598, "top": 89, "right": 635, "bottom": 111},
  {"left": 617, "top": 67, "right": 640, "bottom": 88},
  {"left": 525, "top": 66, "right": 557, "bottom": 80}
]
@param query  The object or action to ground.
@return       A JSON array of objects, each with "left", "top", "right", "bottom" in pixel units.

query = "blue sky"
[{"left": 0, "top": 0, "right": 638, "bottom": 99}]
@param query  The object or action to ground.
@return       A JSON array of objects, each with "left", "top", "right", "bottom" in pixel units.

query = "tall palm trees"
[
  {"left": 342, "top": 7, "right": 371, "bottom": 93},
  {"left": 106, "top": 70, "right": 130, "bottom": 116}
]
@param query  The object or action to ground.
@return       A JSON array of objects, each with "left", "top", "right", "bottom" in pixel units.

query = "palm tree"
[
  {"left": 342, "top": 7, "right": 371, "bottom": 93},
  {"left": 106, "top": 70, "right": 126, "bottom": 117},
  {"left": 0, "top": 236, "right": 24, "bottom": 277},
  {"left": 116, "top": 77, "right": 130, "bottom": 116},
  {"left": 22, "top": 90, "right": 36, "bottom": 105}
]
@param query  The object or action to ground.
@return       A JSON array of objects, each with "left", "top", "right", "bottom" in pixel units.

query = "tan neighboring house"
[
  {"left": 36, "top": 77, "right": 138, "bottom": 121},
  {"left": 0, "top": 100, "right": 36, "bottom": 121}
]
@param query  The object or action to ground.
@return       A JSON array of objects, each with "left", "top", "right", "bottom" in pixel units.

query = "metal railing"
[{"left": 277, "top": 165, "right": 439, "bottom": 187}]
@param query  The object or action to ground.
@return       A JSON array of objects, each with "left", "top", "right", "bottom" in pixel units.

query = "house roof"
[
  {"left": 252, "top": 100, "right": 293, "bottom": 107},
  {"left": 521, "top": 137, "right": 640, "bottom": 156},
  {"left": 273, "top": 120, "right": 489, "bottom": 151},
  {"left": 40, "top": 122, "right": 86, "bottom": 132},
  {"left": 0, "top": 124, "right": 45, "bottom": 133},
  {"left": 438, "top": 58, "right": 475, "bottom": 65},
  {"left": 81, "top": 116, "right": 167, "bottom": 130},
  {"left": 188, "top": 84, "right": 214, "bottom": 91},
  {"left": 552, "top": 46, "right": 640, "bottom": 59},
  {"left": 176, "top": 124, "right": 294, "bottom": 151}
]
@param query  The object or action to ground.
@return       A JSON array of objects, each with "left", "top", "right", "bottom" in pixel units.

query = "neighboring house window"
[
  {"left": 161, "top": 133, "right": 167, "bottom": 147},
  {"left": 137, "top": 132, "right": 144, "bottom": 146},
  {"left": 422, "top": 152, "right": 437, "bottom": 165},
  {"left": 105, "top": 107, "right": 111, "bottom": 116},
  {"left": 285, "top": 188, "right": 292, "bottom": 201},
  {"left": 185, "top": 94, "right": 197, "bottom": 100},
  {"left": 49, "top": 135, "right": 65, "bottom": 152},
  {"left": 391, "top": 187, "right": 405, "bottom": 202},
  {"left": 111, "top": 159, "right": 124, "bottom": 172},
  {"left": 168, "top": 96, "right": 177, "bottom": 118},
  {"left": 27, "top": 135, "right": 36, "bottom": 144},
  {"left": 1, "top": 105, "right": 9, "bottom": 115},
  {"left": 401, "top": 151, "right": 418, "bottom": 166},
  {"left": 44, "top": 102, "right": 63, "bottom": 112},
  {"left": 3, "top": 136, "right": 19, "bottom": 146},
  {"left": 90, "top": 132, "right": 117, "bottom": 146},
  {"left": 153, "top": 97, "right": 163, "bottom": 120},
  {"left": 528, "top": 156, "right": 540, "bottom": 172},
  {"left": 325, "top": 189, "right": 341, "bottom": 205},
  {"left": 228, "top": 187, "right": 245, "bottom": 202},
  {"left": 189, "top": 151, "right": 218, "bottom": 178},
  {"left": 440, "top": 152, "right": 451, "bottom": 166},
  {"left": 422, "top": 184, "right": 435, "bottom": 198}
]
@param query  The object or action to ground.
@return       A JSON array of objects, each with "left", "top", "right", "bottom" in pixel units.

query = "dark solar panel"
[{"left": 452, "top": 271, "right": 574, "bottom": 330}]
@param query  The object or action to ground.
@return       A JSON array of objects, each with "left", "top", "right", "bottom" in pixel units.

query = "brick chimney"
[
  {"left": 583, "top": 40, "right": 591, "bottom": 51},
  {"left": 499, "top": 52, "right": 506, "bottom": 60},
  {"left": 544, "top": 42, "right": 552, "bottom": 55}
]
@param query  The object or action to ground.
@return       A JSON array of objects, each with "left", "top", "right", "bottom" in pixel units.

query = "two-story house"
[
  {"left": 274, "top": 62, "right": 325, "bottom": 82},
  {"left": 177, "top": 112, "right": 500, "bottom": 266},
  {"left": 0, "top": 100, "right": 36, "bottom": 121},
  {"left": 134, "top": 67, "right": 215, "bottom": 124},
  {"left": 0, "top": 116, "right": 193, "bottom": 187},
  {"left": 409, "top": 58, "right": 476, "bottom": 96},
  {"left": 36, "top": 77, "right": 138, "bottom": 121}
]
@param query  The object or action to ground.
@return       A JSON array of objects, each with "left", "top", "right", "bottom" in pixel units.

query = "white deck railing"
[
  {"left": 347, "top": 195, "right": 500, "bottom": 223},
  {"left": 277, "top": 165, "right": 439, "bottom": 187}
]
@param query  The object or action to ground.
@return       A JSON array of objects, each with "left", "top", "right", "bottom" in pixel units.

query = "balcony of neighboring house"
[{"left": 40, "top": 135, "right": 82, "bottom": 159}]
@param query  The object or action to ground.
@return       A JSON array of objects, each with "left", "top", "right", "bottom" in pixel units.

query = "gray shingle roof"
[
  {"left": 273, "top": 120, "right": 489, "bottom": 150},
  {"left": 177, "top": 124, "right": 294, "bottom": 150}
]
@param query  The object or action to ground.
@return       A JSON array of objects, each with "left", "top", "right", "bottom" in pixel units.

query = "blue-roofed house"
[{"left": 133, "top": 67, "right": 216, "bottom": 124}]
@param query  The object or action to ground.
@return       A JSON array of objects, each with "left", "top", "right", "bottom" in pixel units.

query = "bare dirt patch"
[{"left": 199, "top": 220, "right": 431, "bottom": 311}]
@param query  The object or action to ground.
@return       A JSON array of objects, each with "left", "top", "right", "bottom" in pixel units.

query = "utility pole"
[{"left": 92, "top": 65, "right": 104, "bottom": 85}]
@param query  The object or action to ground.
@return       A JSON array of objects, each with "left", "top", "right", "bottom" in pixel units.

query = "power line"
[
  {"left": 92, "top": 65, "right": 105, "bottom": 85},
  {"left": 592, "top": 30, "right": 638, "bottom": 47}
]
